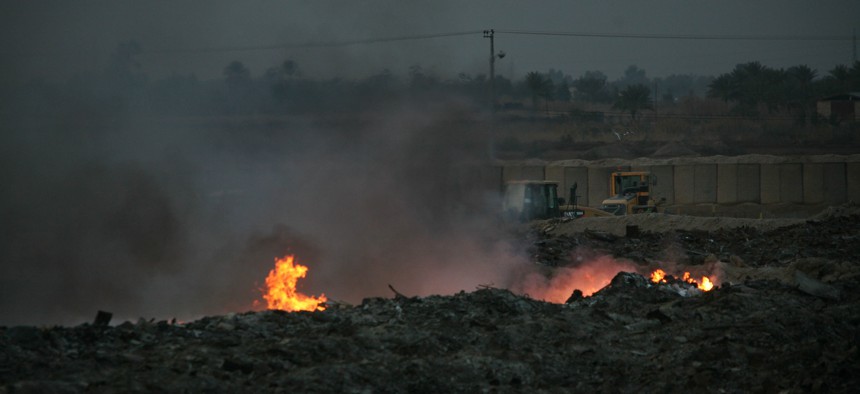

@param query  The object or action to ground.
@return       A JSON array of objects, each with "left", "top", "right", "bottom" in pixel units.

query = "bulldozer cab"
[
  {"left": 601, "top": 172, "right": 658, "bottom": 215},
  {"left": 502, "top": 181, "right": 560, "bottom": 221},
  {"left": 611, "top": 172, "right": 651, "bottom": 204}
]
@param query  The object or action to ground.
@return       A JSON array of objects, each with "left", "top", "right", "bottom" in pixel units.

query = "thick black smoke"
[{"left": 0, "top": 87, "right": 530, "bottom": 325}]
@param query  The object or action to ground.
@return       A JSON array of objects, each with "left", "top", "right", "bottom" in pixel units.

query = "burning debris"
[
  {"left": 2, "top": 211, "right": 860, "bottom": 391},
  {"left": 650, "top": 268, "right": 714, "bottom": 292},
  {"left": 3, "top": 275, "right": 859, "bottom": 392},
  {"left": 259, "top": 255, "right": 327, "bottom": 312}
]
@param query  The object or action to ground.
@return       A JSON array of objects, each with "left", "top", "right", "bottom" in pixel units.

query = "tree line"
[
  {"left": 707, "top": 61, "right": 860, "bottom": 122},
  {"left": 3, "top": 40, "right": 859, "bottom": 124}
]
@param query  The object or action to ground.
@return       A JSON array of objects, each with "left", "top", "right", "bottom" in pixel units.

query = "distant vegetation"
[{"left": 2, "top": 41, "right": 859, "bottom": 159}]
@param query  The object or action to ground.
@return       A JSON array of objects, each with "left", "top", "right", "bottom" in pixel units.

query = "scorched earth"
[{"left": 2, "top": 205, "right": 860, "bottom": 393}]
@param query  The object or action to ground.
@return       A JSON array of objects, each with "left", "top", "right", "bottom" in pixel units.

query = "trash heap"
[
  {"left": 2, "top": 210, "right": 860, "bottom": 392},
  {"left": 2, "top": 273, "right": 858, "bottom": 392}
]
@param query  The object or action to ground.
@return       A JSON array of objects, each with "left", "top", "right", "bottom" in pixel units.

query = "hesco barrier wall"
[{"left": 497, "top": 154, "right": 860, "bottom": 207}]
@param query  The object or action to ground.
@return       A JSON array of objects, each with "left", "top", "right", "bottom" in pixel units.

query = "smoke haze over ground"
[
  {"left": 2, "top": 1, "right": 858, "bottom": 326},
  {"left": 0, "top": 89, "right": 543, "bottom": 325}
]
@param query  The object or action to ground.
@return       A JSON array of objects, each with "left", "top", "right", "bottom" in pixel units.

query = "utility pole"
[
  {"left": 484, "top": 29, "right": 495, "bottom": 110},
  {"left": 483, "top": 29, "right": 496, "bottom": 159},
  {"left": 853, "top": 28, "right": 857, "bottom": 63}
]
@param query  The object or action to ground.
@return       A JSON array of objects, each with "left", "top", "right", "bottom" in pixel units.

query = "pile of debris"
[
  {"left": 530, "top": 211, "right": 860, "bottom": 270},
  {"left": 2, "top": 280, "right": 859, "bottom": 391},
  {"left": 3, "top": 211, "right": 860, "bottom": 392}
]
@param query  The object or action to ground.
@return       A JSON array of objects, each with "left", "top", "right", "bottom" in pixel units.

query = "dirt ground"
[{"left": 2, "top": 205, "right": 859, "bottom": 392}]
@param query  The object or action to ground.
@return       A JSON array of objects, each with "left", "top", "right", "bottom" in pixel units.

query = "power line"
[
  {"left": 143, "top": 30, "right": 853, "bottom": 55},
  {"left": 1, "top": 31, "right": 484, "bottom": 58},
  {"left": 496, "top": 29, "right": 852, "bottom": 42},
  {"left": 7, "top": 29, "right": 853, "bottom": 58},
  {"left": 143, "top": 31, "right": 483, "bottom": 55}
]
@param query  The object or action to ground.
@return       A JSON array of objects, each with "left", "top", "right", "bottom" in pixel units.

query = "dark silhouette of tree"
[
  {"left": 573, "top": 71, "right": 609, "bottom": 103},
  {"left": 708, "top": 62, "right": 785, "bottom": 116},
  {"left": 525, "top": 71, "right": 552, "bottom": 111},
  {"left": 555, "top": 80, "right": 572, "bottom": 102},
  {"left": 656, "top": 74, "right": 712, "bottom": 99},
  {"left": 223, "top": 61, "right": 252, "bottom": 114},
  {"left": 851, "top": 61, "right": 860, "bottom": 90},
  {"left": 615, "top": 65, "right": 649, "bottom": 89},
  {"left": 408, "top": 65, "right": 438, "bottom": 92},
  {"left": 784, "top": 65, "right": 817, "bottom": 123},
  {"left": 732, "top": 62, "right": 787, "bottom": 115},
  {"left": 613, "top": 84, "right": 652, "bottom": 120},
  {"left": 224, "top": 61, "right": 250, "bottom": 87},
  {"left": 707, "top": 74, "right": 737, "bottom": 103},
  {"left": 823, "top": 62, "right": 860, "bottom": 93},
  {"left": 267, "top": 59, "right": 303, "bottom": 108},
  {"left": 280, "top": 60, "right": 300, "bottom": 78}
]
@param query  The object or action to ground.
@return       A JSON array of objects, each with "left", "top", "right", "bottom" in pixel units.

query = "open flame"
[
  {"left": 260, "top": 255, "right": 327, "bottom": 312},
  {"left": 650, "top": 269, "right": 714, "bottom": 291},
  {"left": 651, "top": 269, "right": 667, "bottom": 283}
]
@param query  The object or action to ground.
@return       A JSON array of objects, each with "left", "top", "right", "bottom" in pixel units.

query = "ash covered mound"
[{"left": 3, "top": 272, "right": 859, "bottom": 393}]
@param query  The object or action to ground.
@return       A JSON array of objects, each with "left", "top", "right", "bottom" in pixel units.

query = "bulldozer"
[
  {"left": 502, "top": 171, "right": 663, "bottom": 221},
  {"left": 502, "top": 180, "right": 609, "bottom": 221},
  {"left": 598, "top": 171, "right": 662, "bottom": 215}
]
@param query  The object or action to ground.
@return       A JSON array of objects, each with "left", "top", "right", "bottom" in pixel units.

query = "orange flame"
[
  {"left": 650, "top": 269, "right": 667, "bottom": 283},
  {"left": 650, "top": 269, "right": 714, "bottom": 292},
  {"left": 261, "top": 255, "right": 327, "bottom": 312}
]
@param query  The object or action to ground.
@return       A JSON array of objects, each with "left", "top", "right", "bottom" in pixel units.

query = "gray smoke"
[{"left": 0, "top": 92, "right": 531, "bottom": 325}]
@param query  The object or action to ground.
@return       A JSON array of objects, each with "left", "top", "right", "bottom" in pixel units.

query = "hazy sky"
[{"left": 1, "top": 1, "right": 857, "bottom": 82}]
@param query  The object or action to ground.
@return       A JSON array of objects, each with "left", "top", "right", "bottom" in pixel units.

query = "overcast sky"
[{"left": 1, "top": 1, "right": 858, "bottom": 81}]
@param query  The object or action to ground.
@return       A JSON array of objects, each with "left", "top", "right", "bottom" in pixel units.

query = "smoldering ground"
[{"left": 0, "top": 95, "right": 543, "bottom": 325}]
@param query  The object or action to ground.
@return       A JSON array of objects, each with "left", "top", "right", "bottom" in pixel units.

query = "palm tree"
[
  {"left": 613, "top": 84, "right": 653, "bottom": 120},
  {"left": 785, "top": 65, "right": 817, "bottom": 123},
  {"left": 525, "top": 72, "right": 551, "bottom": 111},
  {"left": 573, "top": 71, "right": 608, "bottom": 103}
]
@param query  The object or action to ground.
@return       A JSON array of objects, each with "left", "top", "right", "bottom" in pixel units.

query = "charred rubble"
[
  {"left": 528, "top": 214, "right": 860, "bottom": 268},
  {"left": 2, "top": 277, "right": 859, "bottom": 392},
  {"left": 2, "top": 213, "right": 860, "bottom": 392}
]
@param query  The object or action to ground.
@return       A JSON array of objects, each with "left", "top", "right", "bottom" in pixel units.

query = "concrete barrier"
[
  {"left": 718, "top": 164, "right": 761, "bottom": 203},
  {"left": 674, "top": 165, "right": 695, "bottom": 204},
  {"left": 497, "top": 156, "right": 857, "bottom": 208},
  {"left": 803, "top": 163, "right": 825, "bottom": 203},
  {"left": 823, "top": 163, "right": 847, "bottom": 203},
  {"left": 544, "top": 165, "right": 565, "bottom": 192},
  {"left": 502, "top": 165, "right": 544, "bottom": 182},
  {"left": 717, "top": 164, "right": 738, "bottom": 204},
  {"left": 737, "top": 164, "right": 761, "bottom": 203},
  {"left": 848, "top": 162, "right": 860, "bottom": 203},
  {"left": 779, "top": 164, "right": 804, "bottom": 203},
  {"left": 760, "top": 164, "right": 780, "bottom": 204},
  {"left": 694, "top": 164, "right": 717, "bottom": 203}
]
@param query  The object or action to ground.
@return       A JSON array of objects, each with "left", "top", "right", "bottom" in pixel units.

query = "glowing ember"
[
  {"left": 650, "top": 269, "right": 714, "bottom": 292},
  {"left": 261, "top": 255, "right": 327, "bottom": 312},
  {"left": 650, "top": 269, "right": 667, "bottom": 283}
]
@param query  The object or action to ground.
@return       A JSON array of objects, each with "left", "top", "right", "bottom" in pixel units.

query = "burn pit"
[{"left": 3, "top": 209, "right": 860, "bottom": 391}]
